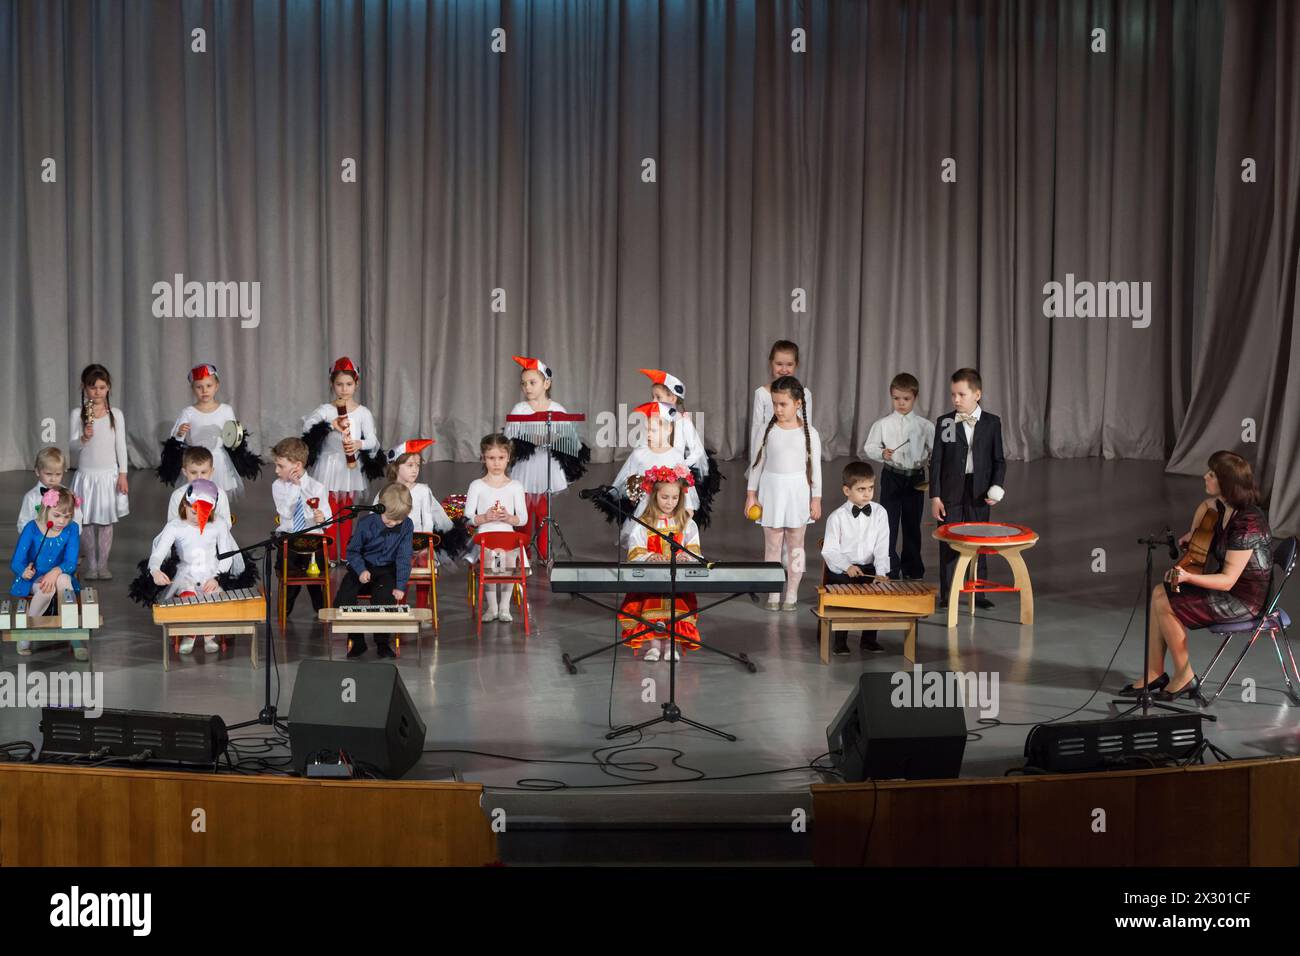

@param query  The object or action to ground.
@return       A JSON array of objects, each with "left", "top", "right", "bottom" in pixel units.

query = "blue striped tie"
[{"left": 293, "top": 497, "right": 307, "bottom": 532}]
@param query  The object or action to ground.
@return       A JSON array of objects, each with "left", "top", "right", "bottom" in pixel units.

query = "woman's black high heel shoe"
[
  {"left": 1119, "top": 672, "right": 1169, "bottom": 696},
  {"left": 1156, "top": 673, "right": 1202, "bottom": 702}
]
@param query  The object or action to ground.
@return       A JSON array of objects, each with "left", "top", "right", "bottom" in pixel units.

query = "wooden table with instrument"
[
  {"left": 932, "top": 521, "right": 1039, "bottom": 628},
  {"left": 152, "top": 588, "right": 267, "bottom": 670},
  {"left": 318, "top": 605, "right": 434, "bottom": 660},
  {"left": 813, "top": 580, "right": 938, "bottom": 664},
  {"left": 0, "top": 588, "right": 103, "bottom": 666}
]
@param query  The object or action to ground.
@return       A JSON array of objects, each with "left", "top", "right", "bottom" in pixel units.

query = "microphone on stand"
[
  {"left": 579, "top": 486, "right": 613, "bottom": 500},
  {"left": 349, "top": 503, "right": 386, "bottom": 514},
  {"left": 1164, "top": 529, "right": 1179, "bottom": 561}
]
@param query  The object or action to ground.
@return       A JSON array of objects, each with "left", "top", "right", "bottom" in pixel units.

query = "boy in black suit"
[{"left": 928, "top": 368, "right": 1006, "bottom": 608}]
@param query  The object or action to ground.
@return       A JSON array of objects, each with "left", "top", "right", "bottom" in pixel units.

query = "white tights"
[{"left": 763, "top": 526, "right": 807, "bottom": 604}]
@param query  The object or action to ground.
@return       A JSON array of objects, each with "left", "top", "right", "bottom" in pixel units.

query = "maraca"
[{"left": 746, "top": 503, "right": 763, "bottom": 522}]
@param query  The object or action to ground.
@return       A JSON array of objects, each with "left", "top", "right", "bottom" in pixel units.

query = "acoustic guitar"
[{"left": 1167, "top": 506, "right": 1218, "bottom": 593}]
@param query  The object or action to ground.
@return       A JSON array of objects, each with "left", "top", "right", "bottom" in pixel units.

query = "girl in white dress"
[
  {"left": 745, "top": 376, "right": 822, "bottom": 610},
  {"left": 302, "top": 356, "right": 384, "bottom": 561},
  {"left": 505, "top": 355, "right": 589, "bottom": 562},
  {"left": 465, "top": 434, "right": 528, "bottom": 624},
  {"left": 748, "top": 340, "right": 813, "bottom": 478},
  {"left": 157, "top": 362, "right": 262, "bottom": 499},
  {"left": 129, "top": 479, "right": 253, "bottom": 656},
  {"left": 69, "top": 364, "right": 129, "bottom": 579},
  {"left": 591, "top": 402, "right": 697, "bottom": 545},
  {"left": 640, "top": 367, "right": 722, "bottom": 529}
]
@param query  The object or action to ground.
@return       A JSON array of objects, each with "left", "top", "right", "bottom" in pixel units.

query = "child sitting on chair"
[
  {"left": 338, "top": 482, "right": 414, "bottom": 659},
  {"left": 10, "top": 486, "right": 84, "bottom": 659}
]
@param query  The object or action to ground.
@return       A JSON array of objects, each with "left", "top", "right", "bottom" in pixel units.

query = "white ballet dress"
[
  {"left": 170, "top": 403, "right": 245, "bottom": 497},
  {"left": 746, "top": 423, "right": 823, "bottom": 527},
  {"left": 68, "top": 406, "right": 130, "bottom": 524},
  {"left": 747, "top": 385, "right": 813, "bottom": 478},
  {"left": 303, "top": 403, "right": 380, "bottom": 495}
]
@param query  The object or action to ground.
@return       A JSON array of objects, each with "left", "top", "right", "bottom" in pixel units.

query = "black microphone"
[
  {"left": 350, "top": 503, "right": 386, "bottom": 514},
  {"left": 1164, "top": 529, "right": 1179, "bottom": 561},
  {"left": 579, "top": 486, "right": 613, "bottom": 500}
]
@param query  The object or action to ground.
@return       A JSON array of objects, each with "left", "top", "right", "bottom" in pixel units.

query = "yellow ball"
[{"left": 746, "top": 504, "right": 763, "bottom": 522}]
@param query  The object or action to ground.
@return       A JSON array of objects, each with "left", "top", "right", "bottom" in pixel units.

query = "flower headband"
[{"left": 638, "top": 464, "right": 694, "bottom": 497}]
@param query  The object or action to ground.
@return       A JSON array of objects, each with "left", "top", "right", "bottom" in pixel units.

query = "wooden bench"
[{"left": 811, "top": 606, "right": 924, "bottom": 664}]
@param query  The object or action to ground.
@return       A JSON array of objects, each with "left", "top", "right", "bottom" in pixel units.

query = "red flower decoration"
[{"left": 638, "top": 465, "right": 695, "bottom": 497}]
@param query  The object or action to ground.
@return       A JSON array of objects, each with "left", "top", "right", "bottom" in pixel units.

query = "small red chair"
[{"left": 473, "top": 531, "right": 530, "bottom": 635}]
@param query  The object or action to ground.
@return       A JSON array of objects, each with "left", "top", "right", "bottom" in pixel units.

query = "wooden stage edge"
[
  {"left": 0, "top": 763, "right": 498, "bottom": 867},
  {"left": 812, "top": 755, "right": 1300, "bottom": 867}
]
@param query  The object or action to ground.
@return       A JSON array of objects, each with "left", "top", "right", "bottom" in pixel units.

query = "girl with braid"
[{"left": 745, "top": 376, "right": 822, "bottom": 611}]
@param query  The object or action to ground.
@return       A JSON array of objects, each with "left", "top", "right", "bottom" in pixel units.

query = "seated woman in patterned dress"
[{"left": 1120, "top": 451, "right": 1272, "bottom": 701}]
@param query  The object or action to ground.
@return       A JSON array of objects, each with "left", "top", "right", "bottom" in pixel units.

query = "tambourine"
[{"left": 220, "top": 420, "right": 246, "bottom": 450}]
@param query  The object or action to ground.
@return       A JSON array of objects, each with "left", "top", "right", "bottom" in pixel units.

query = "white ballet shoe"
[
  {"left": 642, "top": 645, "right": 661, "bottom": 662},
  {"left": 498, "top": 605, "right": 513, "bottom": 623},
  {"left": 179, "top": 637, "right": 196, "bottom": 655},
  {"left": 204, "top": 638, "right": 220, "bottom": 653}
]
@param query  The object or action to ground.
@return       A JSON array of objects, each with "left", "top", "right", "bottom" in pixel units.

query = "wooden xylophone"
[
  {"left": 816, "top": 580, "right": 938, "bottom": 616},
  {"left": 152, "top": 588, "right": 266, "bottom": 625}
]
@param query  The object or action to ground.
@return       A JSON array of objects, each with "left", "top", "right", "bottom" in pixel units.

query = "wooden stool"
[
  {"left": 932, "top": 522, "right": 1038, "bottom": 628},
  {"left": 812, "top": 607, "right": 922, "bottom": 664}
]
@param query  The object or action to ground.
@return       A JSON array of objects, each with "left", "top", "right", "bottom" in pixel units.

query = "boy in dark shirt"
[{"left": 338, "top": 483, "right": 414, "bottom": 658}]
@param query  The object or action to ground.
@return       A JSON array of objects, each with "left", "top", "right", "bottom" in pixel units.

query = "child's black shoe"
[
  {"left": 832, "top": 634, "right": 850, "bottom": 656},
  {"left": 376, "top": 640, "right": 396, "bottom": 659},
  {"left": 860, "top": 631, "right": 884, "bottom": 653},
  {"left": 346, "top": 639, "right": 367, "bottom": 659}
]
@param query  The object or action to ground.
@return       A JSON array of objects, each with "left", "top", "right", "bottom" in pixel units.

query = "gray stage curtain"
[{"left": 1, "top": 1, "right": 1296, "bottom": 532}]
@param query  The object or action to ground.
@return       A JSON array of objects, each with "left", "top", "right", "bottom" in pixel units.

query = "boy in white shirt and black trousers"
[
  {"left": 864, "top": 372, "right": 934, "bottom": 580},
  {"left": 821, "top": 461, "right": 892, "bottom": 655}
]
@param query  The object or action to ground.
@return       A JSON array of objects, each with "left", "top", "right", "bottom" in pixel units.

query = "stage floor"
[{"left": 2, "top": 457, "right": 1297, "bottom": 847}]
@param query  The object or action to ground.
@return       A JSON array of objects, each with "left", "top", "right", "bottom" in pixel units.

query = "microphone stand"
[
  {"left": 564, "top": 488, "right": 758, "bottom": 676},
  {"left": 220, "top": 505, "right": 365, "bottom": 734},
  {"left": 1110, "top": 529, "right": 1216, "bottom": 722},
  {"left": 603, "top": 505, "right": 738, "bottom": 742}
]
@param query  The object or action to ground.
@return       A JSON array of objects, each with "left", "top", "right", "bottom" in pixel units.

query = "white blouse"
[
  {"left": 69, "top": 407, "right": 128, "bottom": 473},
  {"left": 747, "top": 422, "right": 823, "bottom": 497},
  {"left": 749, "top": 386, "right": 812, "bottom": 475},
  {"left": 465, "top": 478, "right": 528, "bottom": 535}
]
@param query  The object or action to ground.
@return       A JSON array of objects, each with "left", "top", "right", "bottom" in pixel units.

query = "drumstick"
[{"left": 887, "top": 436, "right": 911, "bottom": 454}]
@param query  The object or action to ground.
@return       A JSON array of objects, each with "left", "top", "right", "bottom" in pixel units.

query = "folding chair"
[
  {"left": 1202, "top": 538, "right": 1299, "bottom": 705},
  {"left": 472, "top": 531, "right": 530, "bottom": 635}
]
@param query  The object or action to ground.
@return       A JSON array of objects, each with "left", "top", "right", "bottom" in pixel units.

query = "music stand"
[
  {"left": 504, "top": 409, "right": 584, "bottom": 568},
  {"left": 220, "top": 504, "right": 366, "bottom": 734}
]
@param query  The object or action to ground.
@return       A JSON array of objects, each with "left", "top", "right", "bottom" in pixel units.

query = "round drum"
[
  {"left": 935, "top": 522, "right": 1037, "bottom": 545},
  {"left": 221, "top": 420, "right": 246, "bottom": 449}
]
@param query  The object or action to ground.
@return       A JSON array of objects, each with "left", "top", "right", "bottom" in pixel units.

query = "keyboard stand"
[{"left": 560, "top": 590, "right": 758, "bottom": 676}]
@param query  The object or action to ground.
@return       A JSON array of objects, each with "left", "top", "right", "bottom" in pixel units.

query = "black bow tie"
[
  {"left": 852, "top": 504, "right": 872, "bottom": 518},
  {"left": 38, "top": 485, "right": 50, "bottom": 495}
]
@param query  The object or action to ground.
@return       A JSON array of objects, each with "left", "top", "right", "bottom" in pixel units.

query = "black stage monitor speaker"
[
  {"left": 40, "top": 707, "right": 229, "bottom": 768},
  {"left": 289, "top": 660, "right": 426, "bottom": 778},
  {"left": 827, "top": 672, "right": 967, "bottom": 781},
  {"left": 1024, "top": 712, "right": 1203, "bottom": 773}
]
